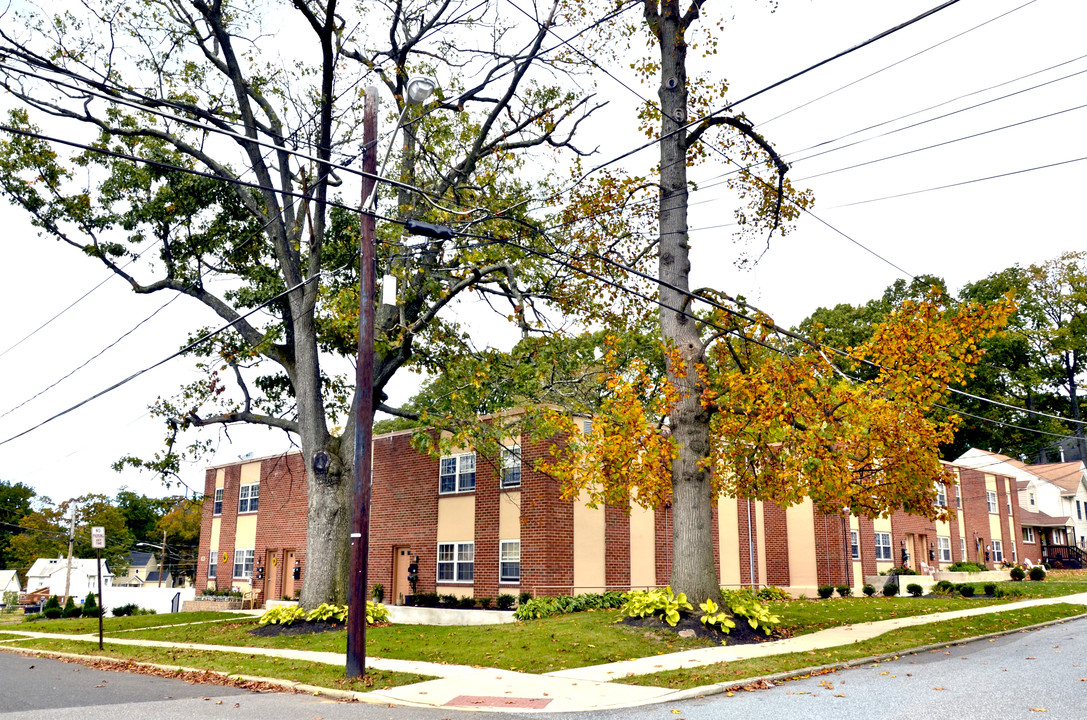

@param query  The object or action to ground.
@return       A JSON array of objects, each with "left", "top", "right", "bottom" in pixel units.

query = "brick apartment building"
[{"left": 196, "top": 428, "right": 1026, "bottom": 604}]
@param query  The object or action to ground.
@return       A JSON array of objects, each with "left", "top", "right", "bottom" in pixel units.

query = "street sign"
[{"left": 91, "top": 526, "right": 105, "bottom": 549}]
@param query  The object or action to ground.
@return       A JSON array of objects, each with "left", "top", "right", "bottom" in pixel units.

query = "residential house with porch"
[
  {"left": 955, "top": 448, "right": 1087, "bottom": 568},
  {"left": 24, "top": 557, "right": 114, "bottom": 602}
]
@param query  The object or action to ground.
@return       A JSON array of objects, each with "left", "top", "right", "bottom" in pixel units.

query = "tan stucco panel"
[
  {"left": 209, "top": 518, "right": 221, "bottom": 554},
  {"left": 240, "top": 461, "right": 261, "bottom": 485},
  {"left": 437, "top": 495, "right": 476, "bottom": 541},
  {"left": 786, "top": 500, "right": 818, "bottom": 590},
  {"left": 718, "top": 497, "right": 740, "bottom": 588},
  {"left": 573, "top": 495, "right": 605, "bottom": 593},
  {"left": 629, "top": 503, "right": 655, "bottom": 590},
  {"left": 499, "top": 491, "right": 521, "bottom": 540},
  {"left": 234, "top": 513, "right": 258, "bottom": 549},
  {"left": 215, "top": 468, "right": 225, "bottom": 490}
]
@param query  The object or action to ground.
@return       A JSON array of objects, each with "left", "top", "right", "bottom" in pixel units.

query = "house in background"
[
  {"left": 114, "top": 551, "right": 170, "bottom": 587},
  {"left": 195, "top": 419, "right": 1026, "bottom": 604},
  {"left": 24, "top": 557, "right": 113, "bottom": 601},
  {"left": 956, "top": 448, "right": 1087, "bottom": 568},
  {"left": 0, "top": 569, "right": 21, "bottom": 595}
]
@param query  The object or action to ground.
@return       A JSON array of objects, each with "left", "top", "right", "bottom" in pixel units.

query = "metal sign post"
[{"left": 91, "top": 526, "right": 105, "bottom": 650}]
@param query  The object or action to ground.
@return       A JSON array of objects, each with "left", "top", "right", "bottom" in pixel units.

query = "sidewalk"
[{"left": 3, "top": 593, "right": 1086, "bottom": 713}]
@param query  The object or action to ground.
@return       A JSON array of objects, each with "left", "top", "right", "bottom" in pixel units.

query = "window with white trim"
[
  {"left": 986, "top": 491, "right": 998, "bottom": 514},
  {"left": 937, "top": 536, "right": 951, "bottom": 563},
  {"left": 956, "top": 484, "right": 962, "bottom": 509},
  {"left": 233, "top": 549, "right": 254, "bottom": 579},
  {"left": 238, "top": 483, "right": 259, "bottom": 513},
  {"left": 960, "top": 537, "right": 967, "bottom": 561},
  {"left": 439, "top": 453, "right": 476, "bottom": 494},
  {"left": 500, "top": 540, "right": 521, "bottom": 582},
  {"left": 1078, "top": 500, "right": 1083, "bottom": 521},
  {"left": 213, "top": 488, "right": 223, "bottom": 515},
  {"left": 992, "top": 539, "right": 1003, "bottom": 563},
  {"left": 1007, "top": 498, "right": 1013, "bottom": 516},
  {"left": 1029, "top": 492, "right": 1036, "bottom": 506},
  {"left": 501, "top": 446, "right": 522, "bottom": 489},
  {"left": 935, "top": 483, "right": 947, "bottom": 507},
  {"left": 1023, "top": 526, "right": 1035, "bottom": 543},
  {"left": 437, "top": 542, "right": 474, "bottom": 582},
  {"left": 874, "top": 532, "right": 892, "bottom": 561},
  {"left": 850, "top": 530, "right": 859, "bottom": 560},
  {"left": 208, "top": 551, "right": 217, "bottom": 579}
]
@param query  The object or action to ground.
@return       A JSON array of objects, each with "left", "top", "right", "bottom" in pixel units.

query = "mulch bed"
[
  {"left": 620, "top": 612, "right": 778, "bottom": 645},
  {"left": 248, "top": 620, "right": 345, "bottom": 637}
]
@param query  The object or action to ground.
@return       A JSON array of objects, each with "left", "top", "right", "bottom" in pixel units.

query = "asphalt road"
[{"left": 1, "top": 617, "right": 1085, "bottom": 719}]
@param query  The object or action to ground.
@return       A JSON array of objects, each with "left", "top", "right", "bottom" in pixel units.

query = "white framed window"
[
  {"left": 500, "top": 540, "right": 521, "bottom": 582},
  {"left": 208, "top": 551, "right": 217, "bottom": 579},
  {"left": 1029, "top": 492, "right": 1036, "bottom": 506},
  {"left": 956, "top": 484, "right": 962, "bottom": 509},
  {"left": 992, "top": 540, "right": 1003, "bottom": 563},
  {"left": 437, "top": 542, "right": 474, "bottom": 582},
  {"left": 1078, "top": 500, "right": 1083, "bottom": 521},
  {"left": 937, "top": 536, "right": 951, "bottom": 563},
  {"left": 501, "top": 446, "right": 522, "bottom": 489},
  {"left": 1023, "top": 526, "right": 1035, "bottom": 543},
  {"left": 874, "top": 532, "right": 892, "bottom": 561},
  {"left": 233, "top": 549, "right": 254, "bottom": 579},
  {"left": 213, "top": 488, "right": 223, "bottom": 515},
  {"left": 850, "top": 530, "right": 859, "bottom": 560},
  {"left": 439, "top": 453, "right": 476, "bottom": 494},
  {"left": 935, "top": 483, "right": 947, "bottom": 507},
  {"left": 986, "top": 491, "right": 998, "bottom": 514},
  {"left": 960, "top": 537, "right": 967, "bottom": 561},
  {"left": 1007, "top": 498, "right": 1013, "bottom": 516},
  {"left": 238, "top": 483, "right": 259, "bottom": 513}
]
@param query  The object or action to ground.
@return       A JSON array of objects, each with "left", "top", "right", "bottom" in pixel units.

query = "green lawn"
[
  {"left": 616, "top": 602, "right": 1087, "bottom": 689},
  {"left": 5, "top": 638, "right": 431, "bottom": 694},
  {"left": 1, "top": 611, "right": 240, "bottom": 634}
]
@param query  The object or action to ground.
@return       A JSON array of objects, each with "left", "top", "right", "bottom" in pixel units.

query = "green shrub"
[
  {"left": 983, "top": 583, "right": 997, "bottom": 595},
  {"left": 882, "top": 583, "right": 899, "bottom": 597},
  {"left": 112, "top": 603, "right": 138, "bottom": 617},
  {"left": 411, "top": 592, "right": 439, "bottom": 607},
  {"left": 133, "top": 607, "right": 157, "bottom": 616},
  {"left": 496, "top": 594, "right": 515, "bottom": 610},
  {"left": 933, "top": 580, "right": 955, "bottom": 594},
  {"left": 620, "top": 587, "right": 693, "bottom": 627},
  {"left": 458, "top": 596, "right": 476, "bottom": 609},
  {"left": 439, "top": 594, "right": 459, "bottom": 608},
  {"left": 755, "top": 586, "right": 792, "bottom": 602},
  {"left": 258, "top": 605, "right": 308, "bottom": 626},
  {"left": 478, "top": 597, "right": 492, "bottom": 609},
  {"left": 513, "top": 591, "right": 626, "bottom": 621},
  {"left": 817, "top": 585, "right": 834, "bottom": 600},
  {"left": 518, "top": 591, "right": 532, "bottom": 606},
  {"left": 861, "top": 584, "right": 874, "bottom": 597},
  {"left": 1029, "top": 566, "right": 1046, "bottom": 581},
  {"left": 82, "top": 593, "right": 100, "bottom": 618},
  {"left": 722, "top": 589, "right": 782, "bottom": 636},
  {"left": 61, "top": 596, "right": 81, "bottom": 618},
  {"left": 906, "top": 583, "right": 923, "bottom": 597},
  {"left": 835, "top": 585, "right": 852, "bottom": 598},
  {"left": 994, "top": 585, "right": 1024, "bottom": 598},
  {"left": 959, "top": 584, "right": 976, "bottom": 598},
  {"left": 43, "top": 596, "right": 62, "bottom": 619},
  {"left": 948, "top": 561, "right": 987, "bottom": 573},
  {"left": 1010, "top": 566, "right": 1026, "bottom": 581}
]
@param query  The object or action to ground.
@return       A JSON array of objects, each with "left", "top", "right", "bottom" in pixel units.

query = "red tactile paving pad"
[{"left": 444, "top": 695, "right": 553, "bottom": 709}]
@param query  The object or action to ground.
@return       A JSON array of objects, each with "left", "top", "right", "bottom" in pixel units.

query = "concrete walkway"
[{"left": 2, "top": 593, "right": 1086, "bottom": 713}]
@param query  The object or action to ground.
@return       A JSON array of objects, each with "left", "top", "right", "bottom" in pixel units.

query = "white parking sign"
[{"left": 91, "top": 526, "right": 105, "bottom": 549}]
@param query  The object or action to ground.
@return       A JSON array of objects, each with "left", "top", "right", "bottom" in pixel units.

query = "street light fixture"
[{"left": 347, "top": 78, "right": 438, "bottom": 680}]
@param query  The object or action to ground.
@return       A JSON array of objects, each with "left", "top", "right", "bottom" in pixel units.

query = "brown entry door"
[
  {"left": 282, "top": 550, "right": 296, "bottom": 599},
  {"left": 392, "top": 547, "right": 412, "bottom": 604}
]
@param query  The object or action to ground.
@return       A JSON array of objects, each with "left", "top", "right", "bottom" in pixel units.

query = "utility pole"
[
  {"left": 346, "top": 85, "right": 378, "bottom": 679},
  {"left": 157, "top": 530, "right": 167, "bottom": 588},
  {"left": 63, "top": 503, "right": 76, "bottom": 601}
]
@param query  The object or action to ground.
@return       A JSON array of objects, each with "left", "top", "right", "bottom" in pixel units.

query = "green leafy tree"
[
  {"left": 0, "top": 480, "right": 36, "bottom": 569},
  {"left": 157, "top": 497, "right": 203, "bottom": 584},
  {"left": 0, "top": 0, "right": 601, "bottom": 606}
]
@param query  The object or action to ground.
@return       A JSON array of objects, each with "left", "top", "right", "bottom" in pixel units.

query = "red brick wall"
[
  {"left": 605, "top": 502, "right": 631, "bottom": 590},
  {"left": 252, "top": 453, "right": 308, "bottom": 601},
  {"left": 763, "top": 503, "right": 790, "bottom": 587},
  {"left": 521, "top": 433, "right": 574, "bottom": 596}
]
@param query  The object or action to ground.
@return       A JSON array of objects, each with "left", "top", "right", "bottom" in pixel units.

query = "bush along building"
[{"left": 197, "top": 427, "right": 1028, "bottom": 605}]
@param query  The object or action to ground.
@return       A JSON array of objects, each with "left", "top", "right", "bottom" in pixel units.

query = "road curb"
[{"left": 651, "top": 610, "right": 1087, "bottom": 705}]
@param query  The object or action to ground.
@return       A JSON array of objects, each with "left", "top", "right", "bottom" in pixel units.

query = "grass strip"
[
  {"left": 3, "top": 638, "right": 432, "bottom": 694},
  {"left": 0, "top": 611, "right": 241, "bottom": 634},
  {"left": 101, "top": 610, "right": 718, "bottom": 673},
  {"left": 616, "top": 602, "right": 1087, "bottom": 689}
]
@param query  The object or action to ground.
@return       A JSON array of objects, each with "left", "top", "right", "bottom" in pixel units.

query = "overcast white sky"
[{"left": 1, "top": 0, "right": 1084, "bottom": 505}]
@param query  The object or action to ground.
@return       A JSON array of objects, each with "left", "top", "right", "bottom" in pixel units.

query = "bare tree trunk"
[{"left": 652, "top": 0, "right": 720, "bottom": 603}]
